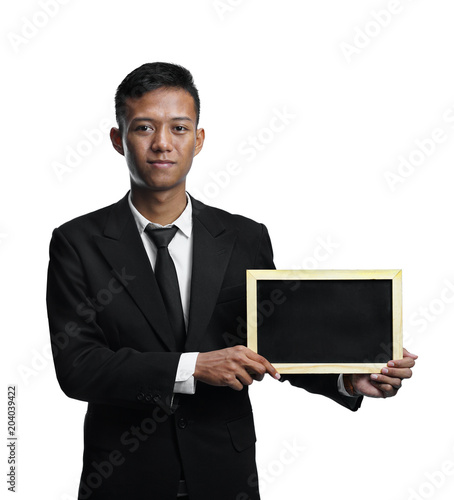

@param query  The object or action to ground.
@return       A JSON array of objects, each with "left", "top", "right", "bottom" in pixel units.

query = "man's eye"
[
  {"left": 174, "top": 126, "right": 187, "bottom": 132},
  {"left": 136, "top": 125, "right": 151, "bottom": 131}
]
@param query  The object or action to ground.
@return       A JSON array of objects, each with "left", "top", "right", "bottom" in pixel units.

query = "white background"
[{"left": 2, "top": 1, "right": 453, "bottom": 499}]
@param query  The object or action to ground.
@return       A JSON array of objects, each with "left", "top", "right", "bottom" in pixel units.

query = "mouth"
[{"left": 147, "top": 160, "right": 175, "bottom": 168}]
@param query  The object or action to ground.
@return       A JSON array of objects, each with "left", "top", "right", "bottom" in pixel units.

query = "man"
[{"left": 46, "top": 62, "right": 417, "bottom": 500}]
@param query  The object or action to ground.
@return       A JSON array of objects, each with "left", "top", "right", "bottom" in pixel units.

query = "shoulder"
[
  {"left": 53, "top": 205, "right": 113, "bottom": 242},
  {"left": 190, "top": 195, "right": 274, "bottom": 268},
  {"left": 52, "top": 194, "right": 129, "bottom": 242},
  {"left": 190, "top": 195, "right": 265, "bottom": 234}
]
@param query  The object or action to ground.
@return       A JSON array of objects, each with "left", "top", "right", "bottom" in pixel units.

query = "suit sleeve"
[
  {"left": 46, "top": 227, "right": 180, "bottom": 414},
  {"left": 255, "top": 224, "right": 362, "bottom": 412}
]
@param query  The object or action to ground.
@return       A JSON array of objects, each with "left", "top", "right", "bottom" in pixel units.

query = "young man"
[{"left": 46, "top": 63, "right": 416, "bottom": 500}]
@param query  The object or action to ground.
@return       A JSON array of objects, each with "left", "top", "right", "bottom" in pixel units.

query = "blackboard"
[{"left": 247, "top": 270, "right": 402, "bottom": 373}]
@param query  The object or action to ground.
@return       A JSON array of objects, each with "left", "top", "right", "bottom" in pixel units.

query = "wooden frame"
[{"left": 247, "top": 269, "right": 402, "bottom": 374}]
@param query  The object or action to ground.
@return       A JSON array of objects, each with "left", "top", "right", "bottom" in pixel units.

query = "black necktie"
[{"left": 145, "top": 225, "right": 186, "bottom": 351}]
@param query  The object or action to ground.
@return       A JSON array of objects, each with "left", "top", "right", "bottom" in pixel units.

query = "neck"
[{"left": 130, "top": 185, "right": 188, "bottom": 225}]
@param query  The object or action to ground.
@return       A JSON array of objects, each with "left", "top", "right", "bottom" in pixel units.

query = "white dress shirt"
[{"left": 128, "top": 193, "right": 355, "bottom": 398}]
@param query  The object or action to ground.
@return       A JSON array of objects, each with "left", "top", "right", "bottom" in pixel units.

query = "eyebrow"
[{"left": 131, "top": 116, "right": 193, "bottom": 123}]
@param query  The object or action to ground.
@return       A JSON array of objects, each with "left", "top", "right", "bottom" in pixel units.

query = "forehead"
[{"left": 123, "top": 87, "right": 197, "bottom": 123}]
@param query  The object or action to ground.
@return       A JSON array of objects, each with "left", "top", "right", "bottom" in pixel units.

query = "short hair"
[{"left": 115, "top": 62, "right": 200, "bottom": 130}]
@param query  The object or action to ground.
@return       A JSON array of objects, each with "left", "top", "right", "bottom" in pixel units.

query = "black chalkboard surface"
[{"left": 247, "top": 270, "right": 402, "bottom": 373}]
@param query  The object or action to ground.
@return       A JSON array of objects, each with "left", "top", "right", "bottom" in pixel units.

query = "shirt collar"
[{"left": 128, "top": 192, "right": 192, "bottom": 238}]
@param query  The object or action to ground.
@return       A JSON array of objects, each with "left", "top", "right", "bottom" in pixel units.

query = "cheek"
[
  {"left": 124, "top": 148, "right": 136, "bottom": 164},
  {"left": 125, "top": 141, "right": 146, "bottom": 161},
  {"left": 124, "top": 150, "right": 143, "bottom": 175},
  {"left": 179, "top": 141, "right": 196, "bottom": 160}
]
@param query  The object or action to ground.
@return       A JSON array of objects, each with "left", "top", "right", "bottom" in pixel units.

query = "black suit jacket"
[{"left": 46, "top": 193, "right": 361, "bottom": 500}]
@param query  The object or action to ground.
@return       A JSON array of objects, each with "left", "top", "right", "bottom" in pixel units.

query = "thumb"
[{"left": 403, "top": 347, "right": 418, "bottom": 359}]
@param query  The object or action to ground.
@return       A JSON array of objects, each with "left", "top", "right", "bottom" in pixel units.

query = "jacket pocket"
[{"left": 226, "top": 413, "right": 256, "bottom": 452}]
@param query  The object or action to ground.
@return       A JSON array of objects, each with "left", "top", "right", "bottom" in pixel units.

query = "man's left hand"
[{"left": 346, "top": 348, "right": 418, "bottom": 398}]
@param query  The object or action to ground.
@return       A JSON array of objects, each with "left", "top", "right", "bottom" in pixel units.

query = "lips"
[{"left": 147, "top": 160, "right": 175, "bottom": 168}]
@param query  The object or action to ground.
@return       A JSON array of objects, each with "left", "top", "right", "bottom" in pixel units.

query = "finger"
[
  {"left": 387, "top": 347, "right": 418, "bottom": 369},
  {"left": 245, "top": 359, "right": 280, "bottom": 382},
  {"left": 352, "top": 376, "right": 382, "bottom": 398},
  {"left": 236, "top": 369, "right": 254, "bottom": 387},
  {"left": 381, "top": 366, "right": 412, "bottom": 380},
  {"left": 370, "top": 379, "right": 398, "bottom": 398},
  {"left": 247, "top": 352, "right": 281, "bottom": 380},
  {"left": 388, "top": 357, "right": 416, "bottom": 369},
  {"left": 227, "top": 375, "right": 246, "bottom": 391},
  {"left": 370, "top": 373, "right": 402, "bottom": 389},
  {"left": 249, "top": 371, "right": 265, "bottom": 382},
  {"left": 229, "top": 347, "right": 267, "bottom": 378},
  {"left": 403, "top": 347, "right": 418, "bottom": 359}
]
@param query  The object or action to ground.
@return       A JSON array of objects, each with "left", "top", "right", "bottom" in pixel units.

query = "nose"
[{"left": 151, "top": 126, "right": 173, "bottom": 153}]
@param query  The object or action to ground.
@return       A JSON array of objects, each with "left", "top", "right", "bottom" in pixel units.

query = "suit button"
[
  {"left": 152, "top": 395, "right": 161, "bottom": 403},
  {"left": 178, "top": 418, "right": 187, "bottom": 429},
  {"left": 144, "top": 394, "right": 152, "bottom": 403},
  {"left": 137, "top": 392, "right": 145, "bottom": 401}
]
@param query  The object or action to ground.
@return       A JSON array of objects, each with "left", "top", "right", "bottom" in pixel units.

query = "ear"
[
  {"left": 110, "top": 127, "right": 125, "bottom": 156},
  {"left": 194, "top": 128, "right": 205, "bottom": 157}
]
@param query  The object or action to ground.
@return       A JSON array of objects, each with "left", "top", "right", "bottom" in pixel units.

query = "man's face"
[{"left": 111, "top": 87, "right": 204, "bottom": 193}]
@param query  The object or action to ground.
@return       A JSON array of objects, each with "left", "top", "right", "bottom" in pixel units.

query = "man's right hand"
[{"left": 193, "top": 345, "right": 280, "bottom": 391}]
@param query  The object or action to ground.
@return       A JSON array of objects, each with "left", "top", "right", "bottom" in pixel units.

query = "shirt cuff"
[
  {"left": 337, "top": 373, "right": 356, "bottom": 397},
  {"left": 173, "top": 352, "right": 199, "bottom": 394}
]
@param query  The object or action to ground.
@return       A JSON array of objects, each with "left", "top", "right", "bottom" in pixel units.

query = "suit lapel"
[
  {"left": 185, "top": 197, "right": 237, "bottom": 351},
  {"left": 93, "top": 194, "right": 176, "bottom": 351}
]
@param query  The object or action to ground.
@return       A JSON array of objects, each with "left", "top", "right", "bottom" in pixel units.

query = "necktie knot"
[{"left": 145, "top": 225, "right": 178, "bottom": 248}]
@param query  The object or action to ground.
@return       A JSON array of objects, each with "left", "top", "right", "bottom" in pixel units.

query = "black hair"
[{"left": 115, "top": 62, "right": 200, "bottom": 130}]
